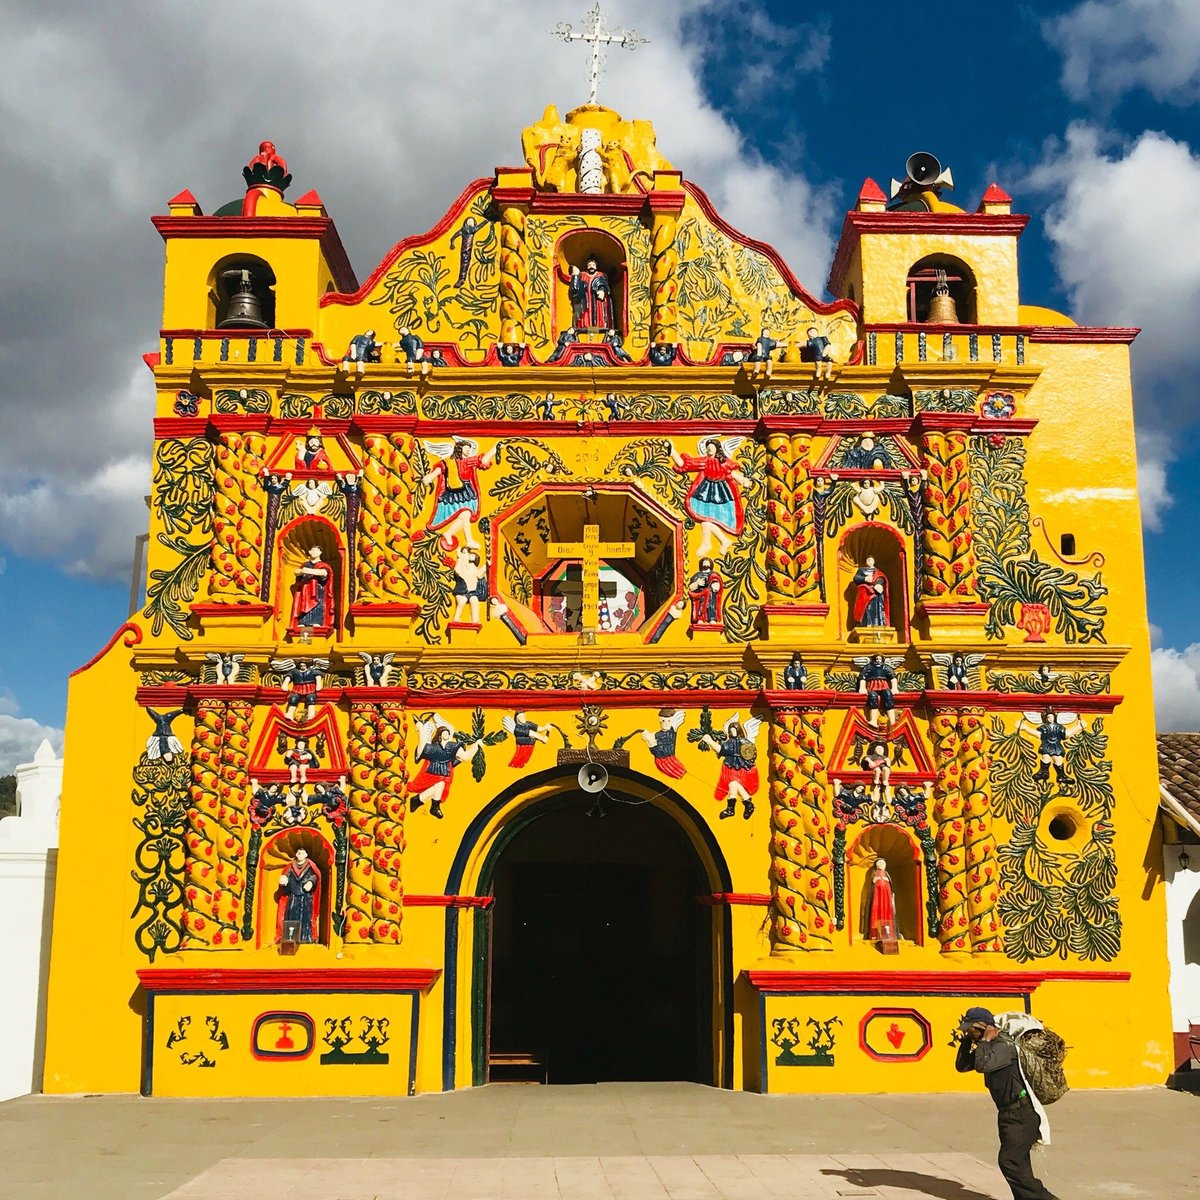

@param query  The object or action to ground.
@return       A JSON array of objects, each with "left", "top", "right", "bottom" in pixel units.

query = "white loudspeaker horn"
[
  {"left": 578, "top": 764, "right": 609, "bottom": 793},
  {"left": 905, "top": 151, "right": 942, "bottom": 186}
]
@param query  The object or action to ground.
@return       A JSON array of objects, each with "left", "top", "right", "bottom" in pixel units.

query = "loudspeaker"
[
  {"left": 578, "top": 764, "right": 609, "bottom": 793},
  {"left": 906, "top": 151, "right": 942, "bottom": 185}
]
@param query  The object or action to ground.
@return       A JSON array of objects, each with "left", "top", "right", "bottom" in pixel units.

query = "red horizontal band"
[
  {"left": 137, "top": 967, "right": 441, "bottom": 993},
  {"left": 698, "top": 893, "right": 772, "bottom": 907},
  {"left": 746, "top": 969, "right": 1131, "bottom": 993}
]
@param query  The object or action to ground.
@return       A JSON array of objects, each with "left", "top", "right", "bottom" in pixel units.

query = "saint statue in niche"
[
  {"left": 852, "top": 555, "right": 889, "bottom": 627},
  {"left": 866, "top": 858, "right": 897, "bottom": 944},
  {"left": 421, "top": 437, "right": 496, "bottom": 548},
  {"left": 569, "top": 256, "right": 614, "bottom": 331},
  {"left": 687, "top": 557, "right": 723, "bottom": 625},
  {"left": 672, "top": 435, "right": 749, "bottom": 558},
  {"left": 277, "top": 847, "right": 320, "bottom": 944},
  {"left": 289, "top": 546, "right": 333, "bottom": 632}
]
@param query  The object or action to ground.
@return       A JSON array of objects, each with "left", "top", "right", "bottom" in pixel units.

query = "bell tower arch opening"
[{"left": 457, "top": 770, "right": 731, "bottom": 1087}]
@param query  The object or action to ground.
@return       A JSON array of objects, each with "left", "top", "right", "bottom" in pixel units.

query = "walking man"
[{"left": 955, "top": 1006, "right": 1057, "bottom": 1199}]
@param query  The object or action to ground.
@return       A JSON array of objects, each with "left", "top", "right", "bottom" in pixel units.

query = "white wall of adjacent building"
[
  {"left": 1164, "top": 843, "right": 1200, "bottom": 1069},
  {"left": 0, "top": 740, "right": 62, "bottom": 1101}
]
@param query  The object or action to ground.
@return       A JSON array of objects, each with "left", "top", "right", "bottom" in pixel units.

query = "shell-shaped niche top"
[{"left": 521, "top": 104, "right": 674, "bottom": 194}]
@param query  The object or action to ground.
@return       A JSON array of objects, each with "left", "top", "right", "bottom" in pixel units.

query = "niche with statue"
[
  {"left": 555, "top": 229, "right": 627, "bottom": 338},
  {"left": 847, "top": 824, "right": 924, "bottom": 950},
  {"left": 257, "top": 828, "right": 334, "bottom": 950},
  {"left": 839, "top": 524, "right": 909, "bottom": 643},
  {"left": 276, "top": 516, "right": 342, "bottom": 639}
]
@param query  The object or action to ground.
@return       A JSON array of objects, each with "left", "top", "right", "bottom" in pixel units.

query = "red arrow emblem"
[{"left": 886, "top": 1022, "right": 905, "bottom": 1049}]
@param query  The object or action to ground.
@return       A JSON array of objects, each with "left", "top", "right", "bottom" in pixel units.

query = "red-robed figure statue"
[
  {"left": 866, "top": 857, "right": 897, "bottom": 942},
  {"left": 852, "top": 555, "right": 889, "bottom": 627},
  {"left": 289, "top": 546, "right": 333, "bottom": 632},
  {"left": 568, "top": 257, "right": 614, "bottom": 330}
]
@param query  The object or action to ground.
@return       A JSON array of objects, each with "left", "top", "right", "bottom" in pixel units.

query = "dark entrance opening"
[{"left": 488, "top": 798, "right": 711, "bottom": 1084}]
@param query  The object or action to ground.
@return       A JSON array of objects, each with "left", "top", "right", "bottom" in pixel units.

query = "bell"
[
  {"left": 926, "top": 269, "right": 959, "bottom": 324},
  {"left": 218, "top": 268, "right": 267, "bottom": 328}
]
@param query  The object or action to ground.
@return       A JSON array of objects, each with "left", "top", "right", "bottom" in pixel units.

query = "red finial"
[{"left": 243, "top": 142, "right": 292, "bottom": 193}]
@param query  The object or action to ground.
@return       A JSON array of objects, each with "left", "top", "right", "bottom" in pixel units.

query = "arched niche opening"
[
  {"left": 906, "top": 254, "right": 977, "bottom": 324},
  {"left": 257, "top": 827, "right": 334, "bottom": 948},
  {"left": 848, "top": 824, "right": 923, "bottom": 946},
  {"left": 839, "top": 524, "right": 909, "bottom": 641},
  {"left": 208, "top": 253, "right": 276, "bottom": 329},
  {"left": 276, "top": 515, "right": 342, "bottom": 639},
  {"left": 554, "top": 228, "right": 627, "bottom": 338}
]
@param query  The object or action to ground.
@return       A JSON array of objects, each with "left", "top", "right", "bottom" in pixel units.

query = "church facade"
[{"left": 43, "top": 103, "right": 1169, "bottom": 1098}]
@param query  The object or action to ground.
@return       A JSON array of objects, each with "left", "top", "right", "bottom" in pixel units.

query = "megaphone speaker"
[
  {"left": 578, "top": 764, "right": 609, "bottom": 793},
  {"left": 905, "top": 151, "right": 942, "bottom": 186}
]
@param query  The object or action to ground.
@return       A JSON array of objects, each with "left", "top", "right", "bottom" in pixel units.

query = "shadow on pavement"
[{"left": 821, "top": 1167, "right": 999, "bottom": 1199}]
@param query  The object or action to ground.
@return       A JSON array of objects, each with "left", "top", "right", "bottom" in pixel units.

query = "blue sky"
[{"left": 0, "top": 0, "right": 1197, "bottom": 770}]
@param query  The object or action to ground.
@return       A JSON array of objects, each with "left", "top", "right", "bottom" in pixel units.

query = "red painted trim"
[
  {"left": 697, "top": 892, "right": 772, "bottom": 907},
  {"left": 1028, "top": 327, "right": 1139, "bottom": 344},
  {"left": 527, "top": 191, "right": 647, "bottom": 215},
  {"left": 858, "top": 1006, "right": 933, "bottom": 1063},
  {"left": 168, "top": 188, "right": 200, "bottom": 208},
  {"left": 685, "top": 181, "right": 859, "bottom": 321},
  {"left": 154, "top": 417, "right": 209, "bottom": 438},
  {"left": 135, "top": 685, "right": 189, "bottom": 707},
  {"left": 143, "top": 352, "right": 161, "bottom": 370},
  {"left": 645, "top": 190, "right": 687, "bottom": 216},
  {"left": 160, "top": 328, "right": 315, "bottom": 340},
  {"left": 150, "top": 217, "right": 357, "bottom": 291},
  {"left": 404, "top": 688, "right": 760, "bottom": 710},
  {"left": 189, "top": 602, "right": 274, "bottom": 618},
  {"left": 829, "top": 211, "right": 1029, "bottom": 293},
  {"left": 320, "top": 178, "right": 491, "bottom": 308},
  {"left": 924, "top": 691, "right": 1123, "bottom": 713},
  {"left": 858, "top": 178, "right": 887, "bottom": 204},
  {"left": 70, "top": 622, "right": 141, "bottom": 677},
  {"left": 980, "top": 183, "right": 1012, "bottom": 205},
  {"left": 745, "top": 969, "right": 1131, "bottom": 993},
  {"left": 867, "top": 321, "right": 1139, "bottom": 344},
  {"left": 762, "top": 690, "right": 841, "bottom": 710},
  {"left": 350, "top": 417, "right": 420, "bottom": 436},
  {"left": 759, "top": 603, "right": 831, "bottom": 617},
  {"left": 404, "top": 894, "right": 495, "bottom": 909},
  {"left": 348, "top": 602, "right": 423, "bottom": 618},
  {"left": 917, "top": 602, "right": 991, "bottom": 615},
  {"left": 208, "top": 415, "right": 273, "bottom": 435},
  {"left": 137, "top": 967, "right": 441, "bottom": 993}
]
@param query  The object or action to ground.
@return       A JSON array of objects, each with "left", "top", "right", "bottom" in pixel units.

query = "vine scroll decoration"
[{"left": 131, "top": 753, "right": 191, "bottom": 961}]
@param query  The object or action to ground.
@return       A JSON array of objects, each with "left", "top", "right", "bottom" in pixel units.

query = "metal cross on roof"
[{"left": 551, "top": 3, "right": 648, "bottom": 107}]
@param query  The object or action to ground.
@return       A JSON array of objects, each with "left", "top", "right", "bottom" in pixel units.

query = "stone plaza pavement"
[{"left": 1, "top": 1082, "right": 1196, "bottom": 1199}]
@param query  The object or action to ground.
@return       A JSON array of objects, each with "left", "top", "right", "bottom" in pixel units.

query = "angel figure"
[
  {"left": 671, "top": 435, "right": 750, "bottom": 558},
  {"left": 854, "top": 654, "right": 904, "bottom": 727},
  {"left": 205, "top": 651, "right": 246, "bottom": 685},
  {"left": 421, "top": 437, "right": 497, "bottom": 548},
  {"left": 503, "top": 711, "right": 552, "bottom": 768},
  {"left": 358, "top": 652, "right": 395, "bottom": 688},
  {"left": 292, "top": 477, "right": 334, "bottom": 515},
  {"left": 931, "top": 651, "right": 984, "bottom": 691},
  {"left": 571, "top": 670, "right": 604, "bottom": 691},
  {"left": 640, "top": 707, "right": 687, "bottom": 779},
  {"left": 409, "top": 715, "right": 483, "bottom": 819},
  {"left": 849, "top": 477, "right": 888, "bottom": 521},
  {"left": 1018, "top": 709, "right": 1083, "bottom": 786},
  {"left": 698, "top": 714, "right": 762, "bottom": 820},
  {"left": 270, "top": 657, "right": 330, "bottom": 723}
]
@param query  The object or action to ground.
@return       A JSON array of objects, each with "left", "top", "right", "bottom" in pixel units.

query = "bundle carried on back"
[{"left": 995, "top": 1012, "right": 1070, "bottom": 1105}]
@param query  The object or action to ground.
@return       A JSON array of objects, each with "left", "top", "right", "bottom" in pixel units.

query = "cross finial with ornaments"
[{"left": 551, "top": 3, "right": 647, "bottom": 107}]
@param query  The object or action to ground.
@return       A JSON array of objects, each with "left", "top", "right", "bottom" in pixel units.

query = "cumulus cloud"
[
  {"left": 1152, "top": 643, "right": 1200, "bottom": 732},
  {"left": 1020, "top": 123, "right": 1200, "bottom": 529},
  {"left": 1045, "top": 0, "right": 1200, "bottom": 107},
  {"left": 0, "top": 1, "right": 838, "bottom": 582},
  {"left": 0, "top": 694, "right": 64, "bottom": 776}
]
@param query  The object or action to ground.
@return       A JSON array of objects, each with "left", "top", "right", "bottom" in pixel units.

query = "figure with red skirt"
[
  {"left": 640, "top": 708, "right": 686, "bottom": 778},
  {"left": 699, "top": 715, "right": 762, "bottom": 820},
  {"left": 409, "top": 715, "right": 483, "bottom": 820},
  {"left": 688, "top": 557, "right": 723, "bottom": 626},
  {"left": 294, "top": 429, "right": 333, "bottom": 473},
  {"left": 568, "top": 256, "right": 614, "bottom": 331},
  {"left": 503, "top": 711, "right": 551, "bottom": 768},
  {"left": 289, "top": 547, "right": 334, "bottom": 633},
  {"left": 672, "top": 435, "right": 750, "bottom": 558},
  {"left": 277, "top": 847, "right": 320, "bottom": 944},
  {"left": 855, "top": 653, "right": 903, "bottom": 728},
  {"left": 866, "top": 858, "right": 897, "bottom": 943},
  {"left": 852, "top": 555, "right": 889, "bottom": 628},
  {"left": 421, "top": 437, "right": 497, "bottom": 549}
]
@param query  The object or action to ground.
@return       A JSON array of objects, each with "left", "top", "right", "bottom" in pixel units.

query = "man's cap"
[{"left": 958, "top": 1006, "right": 995, "bottom": 1031}]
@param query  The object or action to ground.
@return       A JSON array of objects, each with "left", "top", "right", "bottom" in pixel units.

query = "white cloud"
[
  {"left": 0, "top": 2, "right": 837, "bottom": 581},
  {"left": 1152, "top": 643, "right": 1200, "bottom": 732},
  {"left": 0, "top": 691, "right": 64, "bottom": 776},
  {"left": 1020, "top": 124, "right": 1200, "bottom": 528},
  {"left": 1046, "top": 0, "right": 1200, "bottom": 106}
]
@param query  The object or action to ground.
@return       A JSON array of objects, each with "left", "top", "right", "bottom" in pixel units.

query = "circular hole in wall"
[{"left": 1047, "top": 813, "right": 1078, "bottom": 842}]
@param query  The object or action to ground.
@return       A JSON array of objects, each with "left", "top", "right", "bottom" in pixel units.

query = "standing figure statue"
[
  {"left": 672, "top": 435, "right": 750, "bottom": 558},
  {"left": 687, "top": 557, "right": 724, "bottom": 626},
  {"left": 852, "top": 555, "right": 890, "bottom": 628},
  {"left": 805, "top": 325, "right": 835, "bottom": 381},
  {"left": 271, "top": 657, "right": 329, "bottom": 723},
  {"left": 699, "top": 715, "right": 762, "bottom": 820},
  {"left": 568, "top": 257, "right": 614, "bottom": 331},
  {"left": 421, "top": 437, "right": 496, "bottom": 548},
  {"left": 277, "top": 847, "right": 320, "bottom": 944},
  {"left": 866, "top": 858, "right": 897, "bottom": 943},
  {"left": 289, "top": 546, "right": 334, "bottom": 632},
  {"left": 854, "top": 654, "right": 904, "bottom": 728},
  {"left": 449, "top": 216, "right": 487, "bottom": 287}
]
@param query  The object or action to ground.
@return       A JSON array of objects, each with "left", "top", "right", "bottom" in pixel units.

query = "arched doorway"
[{"left": 457, "top": 770, "right": 730, "bottom": 1087}]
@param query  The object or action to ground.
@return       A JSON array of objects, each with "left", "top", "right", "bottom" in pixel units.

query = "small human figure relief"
[
  {"left": 854, "top": 654, "right": 904, "bottom": 727},
  {"left": 313, "top": 775, "right": 349, "bottom": 824},
  {"left": 546, "top": 326, "right": 579, "bottom": 364},
  {"left": 250, "top": 778, "right": 285, "bottom": 828},
  {"left": 861, "top": 739, "right": 893, "bottom": 807},
  {"left": 805, "top": 324, "right": 835, "bottom": 382},
  {"left": 931, "top": 651, "right": 985, "bottom": 691},
  {"left": 639, "top": 708, "right": 687, "bottom": 779},
  {"left": 204, "top": 652, "right": 247, "bottom": 685},
  {"left": 866, "top": 858, "right": 899, "bottom": 952},
  {"left": 1019, "top": 708, "right": 1083, "bottom": 786},
  {"left": 497, "top": 341, "right": 528, "bottom": 368},
  {"left": 649, "top": 341, "right": 677, "bottom": 367},
  {"left": 409, "top": 716, "right": 484, "bottom": 819},
  {"left": 840, "top": 434, "right": 893, "bottom": 471},
  {"left": 698, "top": 714, "right": 762, "bottom": 820},
  {"left": 745, "top": 327, "right": 779, "bottom": 379},
  {"left": 852, "top": 555, "right": 890, "bottom": 629},
  {"left": 341, "top": 330, "right": 382, "bottom": 376},
  {"left": 358, "top": 652, "right": 395, "bottom": 688},
  {"left": 282, "top": 735, "right": 320, "bottom": 785},
  {"left": 292, "top": 477, "right": 335, "bottom": 515},
  {"left": 672, "top": 435, "right": 749, "bottom": 558},
  {"left": 605, "top": 330, "right": 634, "bottom": 362},
  {"left": 782, "top": 652, "right": 809, "bottom": 691},
  {"left": 269, "top": 657, "right": 329, "bottom": 723},
  {"left": 421, "top": 437, "right": 496, "bottom": 548},
  {"left": 396, "top": 327, "right": 446, "bottom": 376},
  {"left": 276, "top": 848, "right": 320, "bottom": 945},
  {"left": 288, "top": 547, "right": 335, "bottom": 634},
  {"left": 537, "top": 392, "right": 560, "bottom": 420},
  {"left": 445, "top": 544, "right": 488, "bottom": 624},
  {"left": 571, "top": 669, "right": 605, "bottom": 691},
  {"left": 145, "top": 708, "right": 185, "bottom": 763},
  {"left": 449, "top": 216, "right": 488, "bottom": 287},
  {"left": 568, "top": 257, "right": 614, "bottom": 331},
  {"left": 846, "top": 477, "right": 887, "bottom": 521},
  {"left": 294, "top": 429, "right": 334, "bottom": 473},
  {"left": 503, "top": 711, "right": 553, "bottom": 768},
  {"left": 688, "top": 556, "right": 724, "bottom": 628}
]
